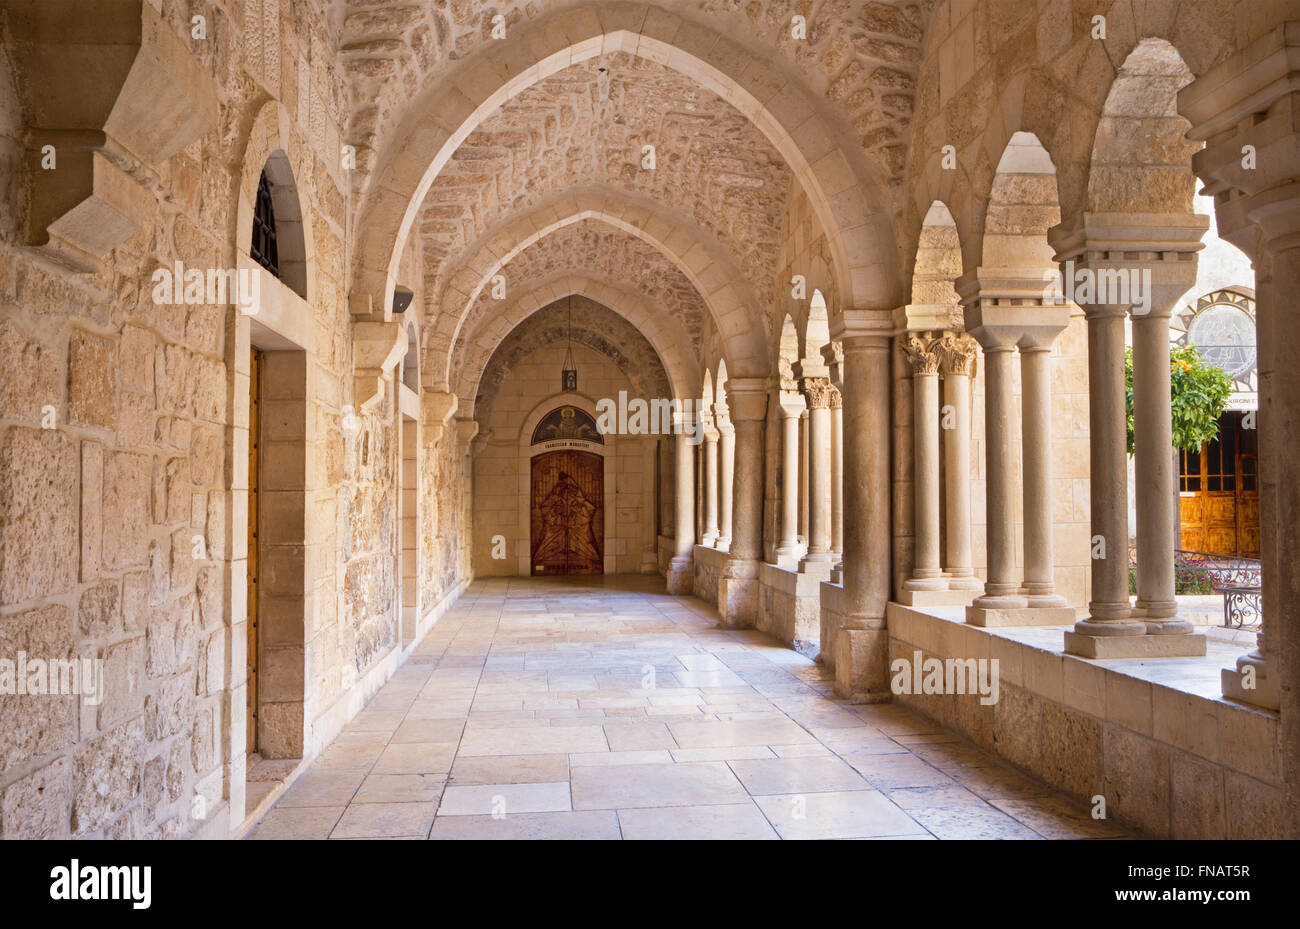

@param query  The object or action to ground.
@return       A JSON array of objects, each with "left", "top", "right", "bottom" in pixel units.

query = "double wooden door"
[
  {"left": 530, "top": 450, "right": 604, "bottom": 575},
  {"left": 1179, "top": 412, "right": 1260, "bottom": 557}
]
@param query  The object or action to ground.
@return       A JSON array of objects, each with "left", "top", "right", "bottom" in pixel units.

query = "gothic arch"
[
  {"left": 452, "top": 274, "right": 700, "bottom": 415},
  {"left": 427, "top": 188, "right": 768, "bottom": 384},
  {"left": 351, "top": 8, "right": 901, "bottom": 325}
]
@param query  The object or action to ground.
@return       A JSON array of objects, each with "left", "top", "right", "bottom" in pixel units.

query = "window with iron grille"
[{"left": 251, "top": 170, "right": 279, "bottom": 277}]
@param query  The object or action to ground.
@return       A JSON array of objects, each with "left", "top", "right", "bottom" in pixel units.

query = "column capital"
[
  {"left": 723, "top": 377, "right": 769, "bottom": 421},
  {"left": 956, "top": 268, "right": 1072, "bottom": 349},
  {"left": 935, "top": 332, "right": 979, "bottom": 377},
  {"left": 801, "top": 376, "right": 838, "bottom": 409},
  {"left": 900, "top": 332, "right": 942, "bottom": 375},
  {"left": 776, "top": 388, "right": 806, "bottom": 418},
  {"left": 1048, "top": 211, "right": 1209, "bottom": 317}
]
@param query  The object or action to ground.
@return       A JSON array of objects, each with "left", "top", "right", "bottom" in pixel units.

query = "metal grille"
[{"left": 251, "top": 170, "right": 279, "bottom": 277}]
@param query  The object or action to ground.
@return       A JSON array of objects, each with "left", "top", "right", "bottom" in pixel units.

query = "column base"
[
  {"left": 903, "top": 574, "right": 947, "bottom": 592},
  {"left": 971, "top": 592, "right": 1028, "bottom": 610},
  {"left": 966, "top": 605, "right": 1076, "bottom": 627},
  {"left": 1221, "top": 655, "right": 1281, "bottom": 710},
  {"left": 1064, "top": 630, "right": 1207, "bottom": 659},
  {"left": 717, "top": 559, "right": 760, "bottom": 628},
  {"left": 898, "top": 587, "right": 979, "bottom": 607},
  {"left": 832, "top": 625, "right": 892, "bottom": 703},
  {"left": 666, "top": 557, "right": 693, "bottom": 595},
  {"left": 701, "top": 530, "right": 719, "bottom": 547},
  {"left": 945, "top": 573, "right": 984, "bottom": 591}
]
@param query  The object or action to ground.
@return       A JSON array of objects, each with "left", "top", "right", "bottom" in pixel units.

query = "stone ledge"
[
  {"left": 887, "top": 602, "right": 1283, "bottom": 839},
  {"left": 1064, "top": 630, "right": 1207, "bottom": 659},
  {"left": 967, "top": 605, "right": 1076, "bottom": 626}
]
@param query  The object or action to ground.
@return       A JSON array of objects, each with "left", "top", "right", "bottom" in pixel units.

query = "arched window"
[{"left": 251, "top": 170, "right": 279, "bottom": 277}]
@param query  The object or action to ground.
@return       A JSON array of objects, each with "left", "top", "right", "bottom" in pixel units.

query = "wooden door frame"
[{"left": 529, "top": 449, "right": 605, "bottom": 575}]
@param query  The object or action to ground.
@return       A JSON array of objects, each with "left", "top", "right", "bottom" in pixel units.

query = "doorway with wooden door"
[
  {"left": 530, "top": 450, "right": 604, "bottom": 575},
  {"left": 1178, "top": 410, "right": 1260, "bottom": 556}
]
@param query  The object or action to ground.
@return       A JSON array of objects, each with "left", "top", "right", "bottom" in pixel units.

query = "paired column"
[
  {"left": 1050, "top": 214, "right": 1207, "bottom": 656},
  {"left": 715, "top": 378, "right": 767, "bottom": 627},
  {"left": 958, "top": 271, "right": 1075, "bottom": 626},
  {"left": 773, "top": 389, "right": 805, "bottom": 566},
  {"left": 666, "top": 408, "right": 696, "bottom": 595}
]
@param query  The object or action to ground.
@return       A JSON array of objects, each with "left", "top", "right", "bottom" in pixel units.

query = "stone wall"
[
  {"left": 0, "top": 1, "right": 471, "bottom": 839},
  {"left": 471, "top": 343, "right": 658, "bottom": 577}
]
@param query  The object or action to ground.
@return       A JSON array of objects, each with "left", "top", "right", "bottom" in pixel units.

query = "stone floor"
[{"left": 248, "top": 575, "right": 1131, "bottom": 840}]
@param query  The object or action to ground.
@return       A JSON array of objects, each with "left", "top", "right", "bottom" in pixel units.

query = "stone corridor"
[{"left": 249, "top": 576, "right": 1128, "bottom": 840}]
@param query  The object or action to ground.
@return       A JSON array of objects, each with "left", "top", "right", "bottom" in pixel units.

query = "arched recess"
[
  {"left": 911, "top": 201, "right": 964, "bottom": 312},
  {"left": 450, "top": 273, "right": 702, "bottom": 414},
  {"left": 469, "top": 295, "right": 673, "bottom": 433},
  {"left": 234, "top": 102, "right": 315, "bottom": 304},
  {"left": 982, "top": 132, "right": 1061, "bottom": 268},
  {"left": 351, "top": 8, "right": 902, "bottom": 324},
  {"left": 427, "top": 189, "right": 769, "bottom": 384}
]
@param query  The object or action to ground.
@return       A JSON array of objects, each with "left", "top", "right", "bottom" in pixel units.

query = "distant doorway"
[
  {"left": 1179, "top": 411, "right": 1260, "bottom": 556},
  {"left": 530, "top": 450, "right": 604, "bottom": 575}
]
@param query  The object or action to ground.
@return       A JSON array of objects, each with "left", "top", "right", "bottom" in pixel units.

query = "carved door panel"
[{"left": 531, "top": 450, "right": 604, "bottom": 575}]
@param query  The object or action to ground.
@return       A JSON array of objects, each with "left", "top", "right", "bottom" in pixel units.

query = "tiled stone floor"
[{"left": 249, "top": 575, "right": 1130, "bottom": 840}]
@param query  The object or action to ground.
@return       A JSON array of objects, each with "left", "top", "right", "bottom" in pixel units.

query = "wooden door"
[
  {"left": 246, "top": 349, "right": 261, "bottom": 755},
  {"left": 1178, "top": 412, "right": 1260, "bottom": 557},
  {"left": 530, "top": 450, "right": 604, "bottom": 575}
]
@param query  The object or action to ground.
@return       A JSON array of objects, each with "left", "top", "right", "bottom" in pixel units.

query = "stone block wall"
[{"left": 471, "top": 343, "right": 657, "bottom": 577}]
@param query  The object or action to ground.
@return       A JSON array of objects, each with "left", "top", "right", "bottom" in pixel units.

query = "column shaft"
[
  {"left": 774, "top": 399, "right": 801, "bottom": 561},
  {"left": 718, "top": 424, "right": 735, "bottom": 548},
  {"left": 1131, "top": 313, "right": 1184, "bottom": 629},
  {"left": 906, "top": 364, "right": 944, "bottom": 588},
  {"left": 1076, "top": 307, "right": 1145, "bottom": 634},
  {"left": 802, "top": 379, "right": 834, "bottom": 569},
  {"left": 1019, "top": 346, "right": 1066, "bottom": 606},
  {"left": 830, "top": 400, "right": 844, "bottom": 561},
  {"left": 941, "top": 356, "right": 978, "bottom": 588},
  {"left": 701, "top": 430, "right": 720, "bottom": 546},
  {"left": 973, "top": 345, "right": 1027, "bottom": 609}
]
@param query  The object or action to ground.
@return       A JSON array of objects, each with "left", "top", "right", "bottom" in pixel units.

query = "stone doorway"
[{"left": 530, "top": 450, "right": 604, "bottom": 575}]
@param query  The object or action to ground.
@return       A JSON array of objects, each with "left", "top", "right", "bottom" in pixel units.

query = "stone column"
[
  {"left": 1018, "top": 339, "right": 1069, "bottom": 610},
  {"left": 717, "top": 405, "right": 735, "bottom": 550},
  {"left": 716, "top": 378, "right": 768, "bottom": 627},
  {"left": 666, "top": 408, "right": 696, "bottom": 595},
  {"left": 936, "top": 333, "right": 981, "bottom": 591},
  {"left": 1051, "top": 214, "right": 1207, "bottom": 655},
  {"left": 831, "top": 319, "right": 894, "bottom": 702},
  {"left": 701, "top": 412, "right": 720, "bottom": 547},
  {"left": 823, "top": 341, "right": 846, "bottom": 574},
  {"left": 799, "top": 374, "right": 835, "bottom": 574},
  {"left": 1182, "top": 26, "right": 1297, "bottom": 746},
  {"left": 773, "top": 389, "right": 805, "bottom": 566},
  {"left": 901, "top": 332, "right": 946, "bottom": 595},
  {"left": 1182, "top": 25, "right": 1300, "bottom": 836},
  {"left": 959, "top": 271, "right": 1074, "bottom": 626}
]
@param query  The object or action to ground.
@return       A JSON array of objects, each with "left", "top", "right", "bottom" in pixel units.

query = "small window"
[{"left": 251, "top": 170, "right": 280, "bottom": 277}]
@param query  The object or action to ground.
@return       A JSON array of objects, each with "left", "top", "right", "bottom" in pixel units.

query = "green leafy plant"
[{"left": 1124, "top": 345, "right": 1231, "bottom": 455}]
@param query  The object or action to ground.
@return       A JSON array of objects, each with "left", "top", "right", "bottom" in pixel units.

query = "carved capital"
[
  {"left": 801, "top": 376, "right": 837, "bottom": 409},
  {"left": 901, "top": 333, "right": 941, "bottom": 376},
  {"left": 936, "top": 332, "right": 979, "bottom": 377}
]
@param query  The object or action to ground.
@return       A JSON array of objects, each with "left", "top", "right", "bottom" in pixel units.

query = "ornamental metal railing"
[{"left": 1173, "top": 549, "right": 1261, "bottom": 629}]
